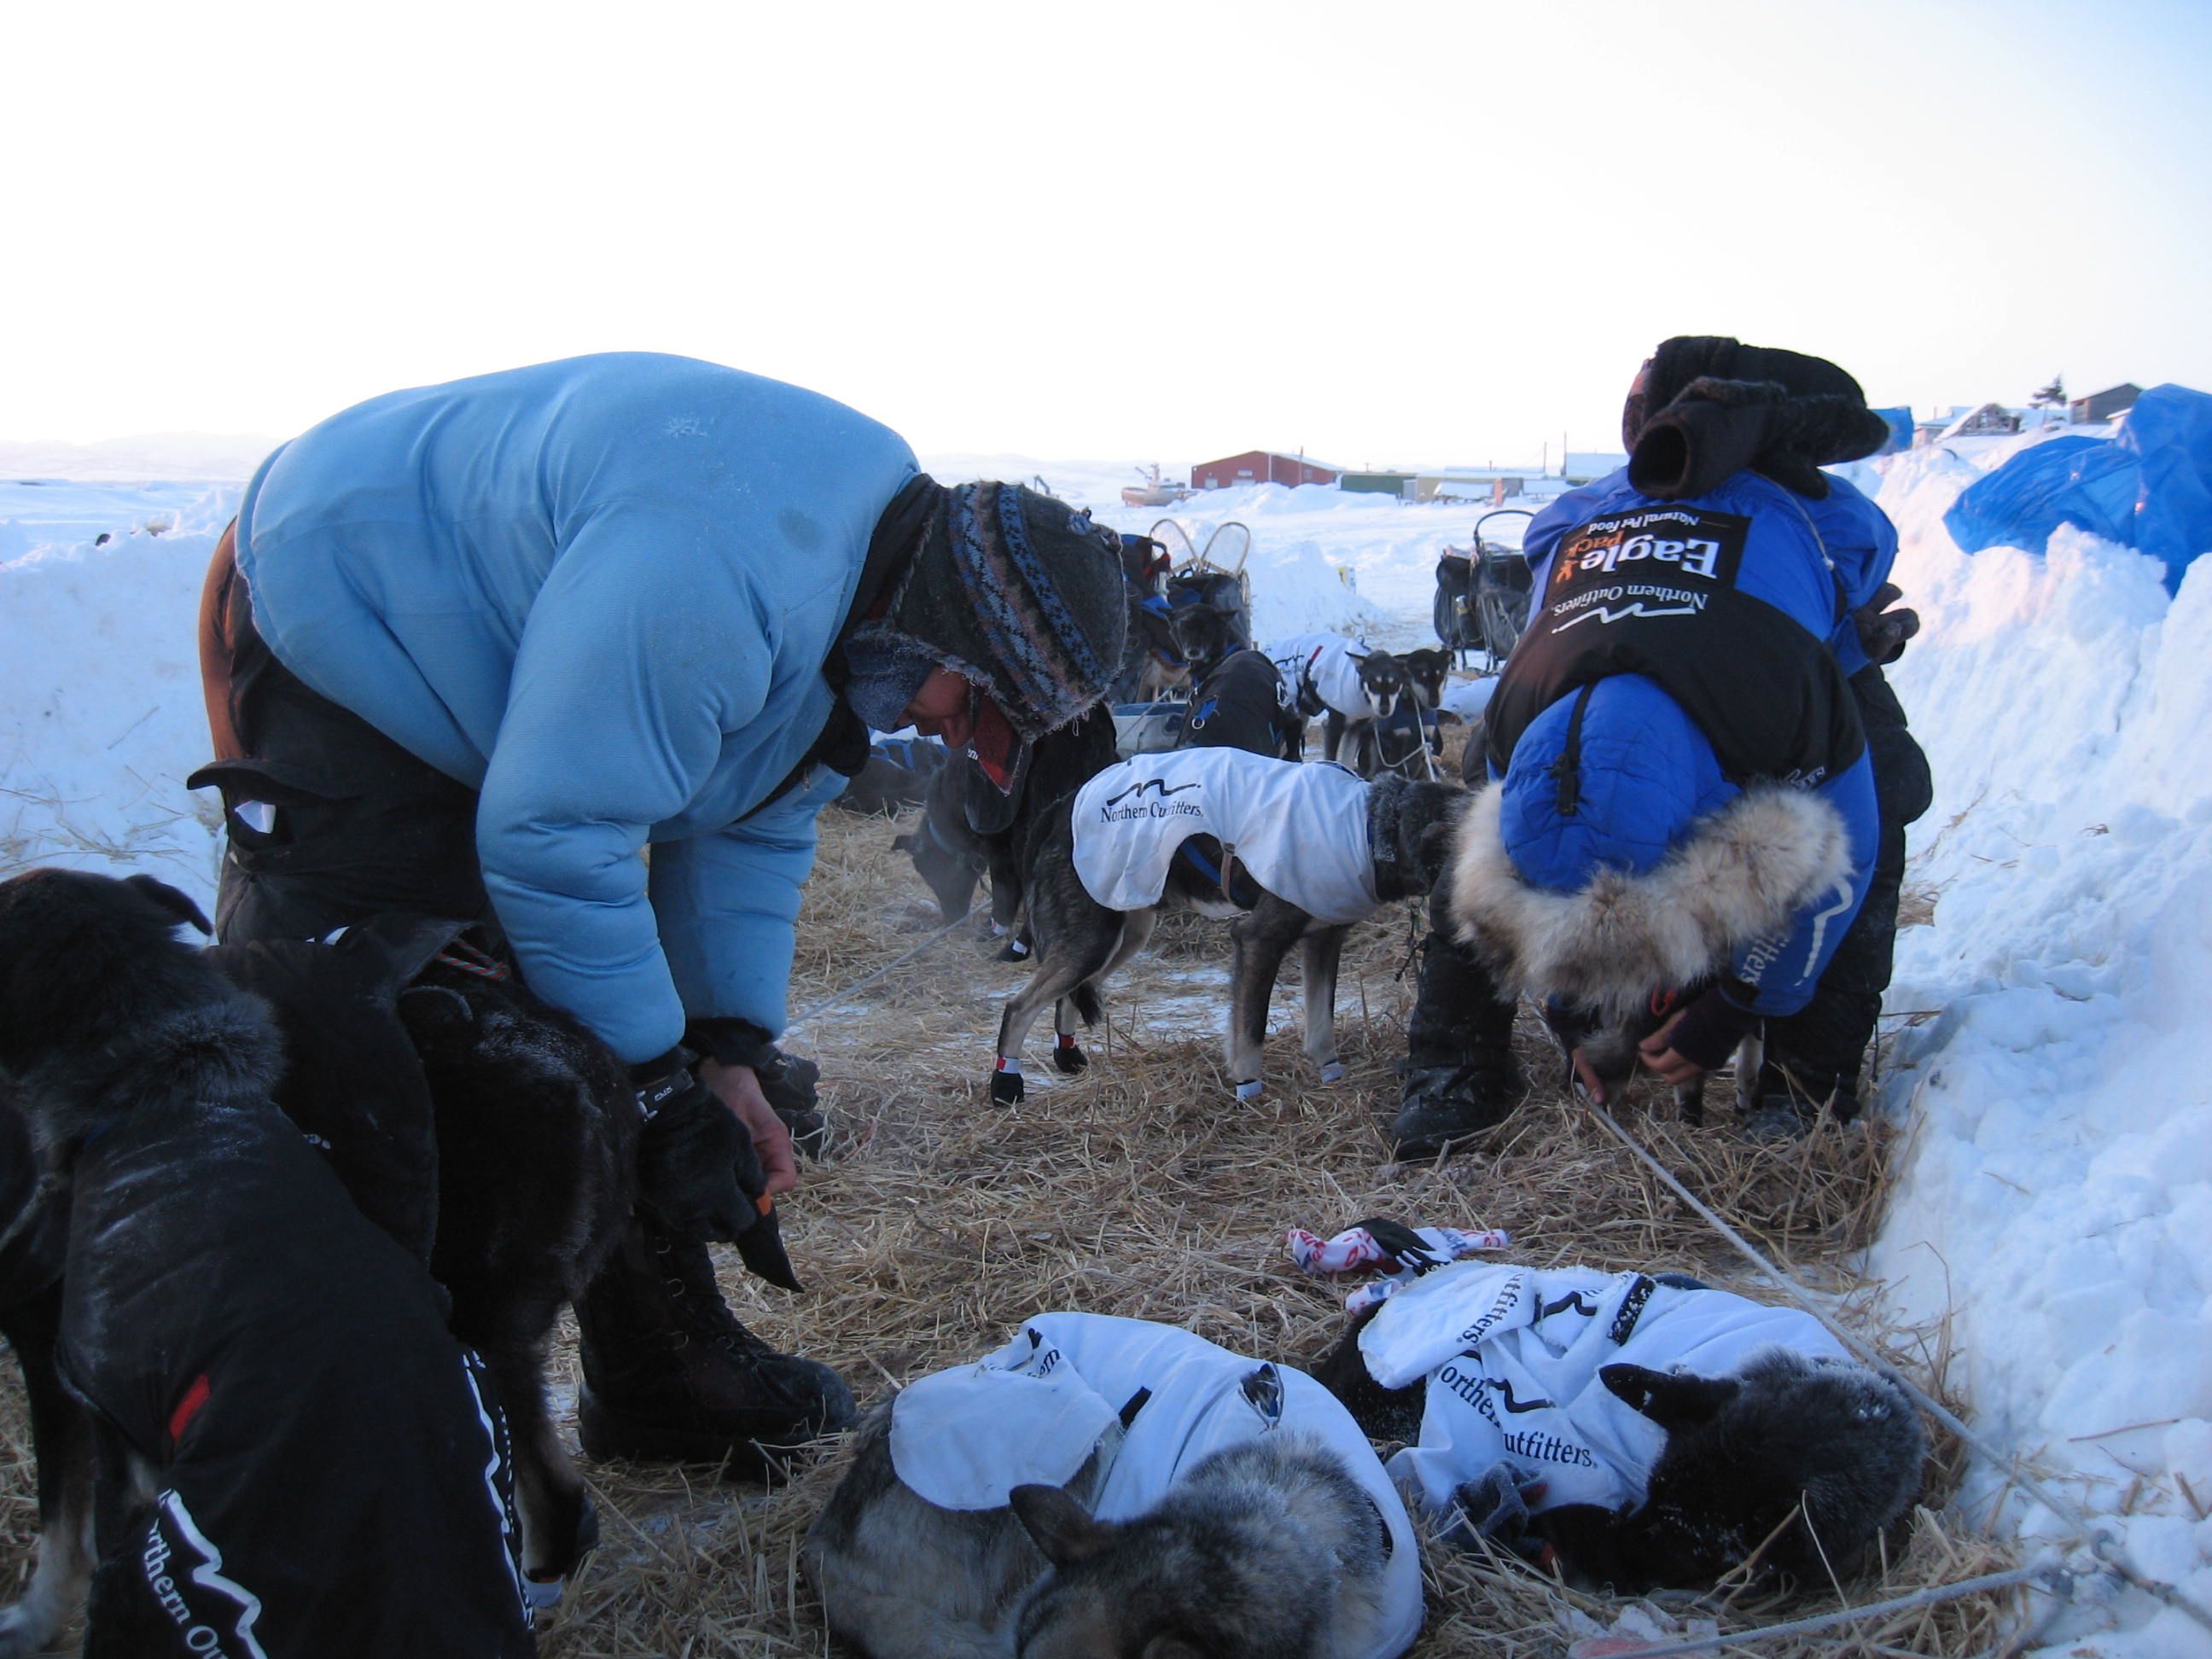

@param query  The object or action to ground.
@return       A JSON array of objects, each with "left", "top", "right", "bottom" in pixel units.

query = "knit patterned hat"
[{"left": 862, "top": 481, "right": 1130, "bottom": 744}]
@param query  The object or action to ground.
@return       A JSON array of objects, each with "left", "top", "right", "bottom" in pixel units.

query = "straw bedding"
[{"left": 0, "top": 805, "right": 2021, "bottom": 1656}]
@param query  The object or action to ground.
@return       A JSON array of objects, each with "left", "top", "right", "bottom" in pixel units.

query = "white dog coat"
[
  {"left": 889, "top": 1313, "right": 1423, "bottom": 1659},
  {"left": 1269, "top": 632, "right": 1384, "bottom": 719},
  {"left": 1070, "top": 749, "right": 1379, "bottom": 924},
  {"left": 1356, "top": 1261, "right": 1850, "bottom": 1518}
]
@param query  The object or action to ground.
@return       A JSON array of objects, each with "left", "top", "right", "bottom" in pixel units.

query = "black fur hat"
[{"left": 1622, "top": 336, "right": 1892, "bottom": 500}]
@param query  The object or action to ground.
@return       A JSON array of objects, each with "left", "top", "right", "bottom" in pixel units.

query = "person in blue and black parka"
[{"left": 1392, "top": 337, "right": 1932, "bottom": 1156}]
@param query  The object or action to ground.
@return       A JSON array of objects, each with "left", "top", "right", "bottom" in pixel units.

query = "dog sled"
[
  {"left": 1148, "top": 517, "right": 1255, "bottom": 655},
  {"left": 1433, "top": 508, "right": 1534, "bottom": 670},
  {"left": 1110, "top": 699, "right": 1189, "bottom": 758}
]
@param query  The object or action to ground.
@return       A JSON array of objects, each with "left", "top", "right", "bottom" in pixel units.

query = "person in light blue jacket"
[
  {"left": 195, "top": 353, "right": 1129, "bottom": 1472},
  {"left": 1394, "top": 338, "right": 1929, "bottom": 1156}
]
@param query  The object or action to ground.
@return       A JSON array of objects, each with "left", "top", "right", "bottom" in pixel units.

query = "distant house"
[
  {"left": 1913, "top": 403, "right": 2069, "bottom": 447},
  {"left": 1338, "top": 469, "right": 1417, "bottom": 496},
  {"left": 2069, "top": 383, "right": 2141, "bottom": 425},
  {"left": 1414, "top": 467, "right": 1537, "bottom": 503},
  {"left": 1936, "top": 403, "right": 2025, "bottom": 441},
  {"left": 1190, "top": 451, "right": 1341, "bottom": 490}
]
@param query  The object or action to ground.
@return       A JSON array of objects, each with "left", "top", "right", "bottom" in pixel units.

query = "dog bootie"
[{"left": 574, "top": 1224, "right": 853, "bottom": 1477}]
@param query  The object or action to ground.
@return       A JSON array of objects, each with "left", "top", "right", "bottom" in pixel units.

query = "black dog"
[
  {"left": 1312, "top": 1268, "right": 1924, "bottom": 1593},
  {"left": 832, "top": 738, "right": 946, "bottom": 818},
  {"left": 203, "top": 917, "right": 644, "bottom": 1593},
  {"left": 1178, "top": 648, "right": 1305, "bottom": 762},
  {"left": 1399, "top": 646, "right": 1450, "bottom": 718},
  {"left": 894, "top": 707, "right": 1121, "bottom": 944},
  {"left": 1321, "top": 649, "right": 1416, "bottom": 777},
  {"left": 0, "top": 870, "right": 537, "bottom": 1656}
]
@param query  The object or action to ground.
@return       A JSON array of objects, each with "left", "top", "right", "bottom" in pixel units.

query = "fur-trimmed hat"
[
  {"left": 1622, "top": 336, "right": 1891, "bottom": 501},
  {"left": 1443, "top": 679, "right": 1852, "bottom": 1020},
  {"left": 855, "top": 481, "right": 1129, "bottom": 748}
]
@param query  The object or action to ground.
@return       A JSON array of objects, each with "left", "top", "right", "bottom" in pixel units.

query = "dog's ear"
[
  {"left": 1009, "top": 1482, "right": 1116, "bottom": 1568},
  {"left": 124, "top": 875, "right": 212, "bottom": 937},
  {"left": 1602, "top": 1363, "right": 1739, "bottom": 1429}
]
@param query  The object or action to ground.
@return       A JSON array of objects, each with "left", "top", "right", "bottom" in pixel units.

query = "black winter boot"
[
  {"left": 1388, "top": 931, "right": 1525, "bottom": 1159},
  {"left": 574, "top": 1222, "right": 853, "bottom": 1477}
]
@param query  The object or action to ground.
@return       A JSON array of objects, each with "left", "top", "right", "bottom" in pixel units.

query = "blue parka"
[
  {"left": 1505, "top": 469, "right": 1890, "bottom": 1015},
  {"left": 235, "top": 354, "right": 919, "bottom": 1063}
]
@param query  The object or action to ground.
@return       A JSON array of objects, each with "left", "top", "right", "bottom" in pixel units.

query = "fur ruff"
[{"left": 1443, "top": 783, "right": 1851, "bottom": 1020}]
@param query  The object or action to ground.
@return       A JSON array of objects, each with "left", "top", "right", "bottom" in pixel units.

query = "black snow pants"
[
  {"left": 194, "top": 524, "right": 492, "bottom": 946},
  {"left": 1761, "top": 665, "right": 1934, "bottom": 1100}
]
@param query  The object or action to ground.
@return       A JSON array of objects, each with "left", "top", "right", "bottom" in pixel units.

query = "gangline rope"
[{"left": 1586, "top": 1100, "right": 2212, "bottom": 1648}]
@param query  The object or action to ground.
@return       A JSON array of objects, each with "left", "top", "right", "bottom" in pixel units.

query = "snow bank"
[
  {"left": 1868, "top": 452, "right": 2212, "bottom": 1653},
  {"left": 0, "top": 482, "right": 236, "bottom": 910}
]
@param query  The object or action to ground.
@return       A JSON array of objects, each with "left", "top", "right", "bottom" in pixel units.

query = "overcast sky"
[{"left": 8, "top": 0, "right": 2208, "bottom": 469}]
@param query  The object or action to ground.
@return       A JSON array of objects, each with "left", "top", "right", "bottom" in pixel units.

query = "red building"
[{"left": 1190, "top": 451, "right": 1340, "bottom": 490}]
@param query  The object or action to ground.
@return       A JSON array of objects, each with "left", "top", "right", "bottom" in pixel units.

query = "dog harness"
[
  {"left": 1267, "top": 631, "right": 1380, "bottom": 720},
  {"left": 1070, "top": 749, "right": 1380, "bottom": 924},
  {"left": 1356, "top": 1261, "right": 1849, "bottom": 1518},
  {"left": 888, "top": 1313, "right": 1423, "bottom": 1659}
]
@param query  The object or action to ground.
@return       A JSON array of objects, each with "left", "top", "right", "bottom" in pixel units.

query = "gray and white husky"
[
  {"left": 804, "top": 1315, "right": 1417, "bottom": 1659},
  {"left": 987, "top": 754, "right": 1468, "bottom": 1104}
]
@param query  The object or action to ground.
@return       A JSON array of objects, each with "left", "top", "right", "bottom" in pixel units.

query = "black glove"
[
  {"left": 1443, "top": 1464, "right": 1547, "bottom": 1558},
  {"left": 1853, "top": 581, "right": 1922, "bottom": 666},
  {"left": 631, "top": 1055, "right": 765, "bottom": 1243},
  {"left": 1656, "top": 987, "right": 1761, "bottom": 1072}
]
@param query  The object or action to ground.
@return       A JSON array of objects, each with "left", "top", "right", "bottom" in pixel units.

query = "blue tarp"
[
  {"left": 1872, "top": 407, "right": 1916, "bottom": 456},
  {"left": 1943, "top": 384, "right": 2212, "bottom": 594}
]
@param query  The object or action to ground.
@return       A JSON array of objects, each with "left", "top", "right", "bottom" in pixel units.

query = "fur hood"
[{"left": 1444, "top": 781, "right": 1852, "bottom": 1020}]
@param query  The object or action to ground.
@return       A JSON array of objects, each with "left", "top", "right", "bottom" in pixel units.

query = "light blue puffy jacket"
[{"left": 236, "top": 353, "right": 918, "bottom": 1062}]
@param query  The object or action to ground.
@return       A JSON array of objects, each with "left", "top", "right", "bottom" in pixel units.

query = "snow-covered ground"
[{"left": 3, "top": 439, "right": 2208, "bottom": 1653}]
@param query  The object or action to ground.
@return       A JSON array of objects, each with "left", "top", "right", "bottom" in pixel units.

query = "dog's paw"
[
  {"left": 1318, "top": 1059, "right": 1348, "bottom": 1085},
  {"left": 1052, "top": 1039, "right": 1088, "bottom": 1075},
  {"left": 1233, "top": 1078, "right": 1264, "bottom": 1102},
  {"left": 989, "top": 1064, "right": 1025, "bottom": 1105}
]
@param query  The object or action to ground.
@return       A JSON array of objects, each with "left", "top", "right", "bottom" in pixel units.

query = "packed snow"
[{"left": 3, "top": 435, "right": 2208, "bottom": 1654}]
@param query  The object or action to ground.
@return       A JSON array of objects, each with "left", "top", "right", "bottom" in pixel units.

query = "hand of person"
[
  {"left": 1635, "top": 1011, "right": 1707, "bottom": 1087},
  {"left": 698, "top": 1059, "right": 799, "bottom": 1198},
  {"left": 1637, "top": 989, "right": 1761, "bottom": 1088},
  {"left": 1853, "top": 580, "right": 1922, "bottom": 666},
  {"left": 1569, "top": 1046, "right": 1611, "bottom": 1103},
  {"left": 632, "top": 1062, "right": 762, "bottom": 1242}
]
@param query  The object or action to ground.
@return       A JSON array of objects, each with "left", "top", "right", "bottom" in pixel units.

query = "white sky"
[{"left": 8, "top": 0, "right": 2209, "bottom": 469}]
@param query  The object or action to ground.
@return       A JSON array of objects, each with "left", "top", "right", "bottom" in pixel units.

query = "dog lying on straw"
[
  {"left": 804, "top": 1313, "right": 1423, "bottom": 1659},
  {"left": 1313, "top": 1257, "right": 1925, "bottom": 1592}
]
